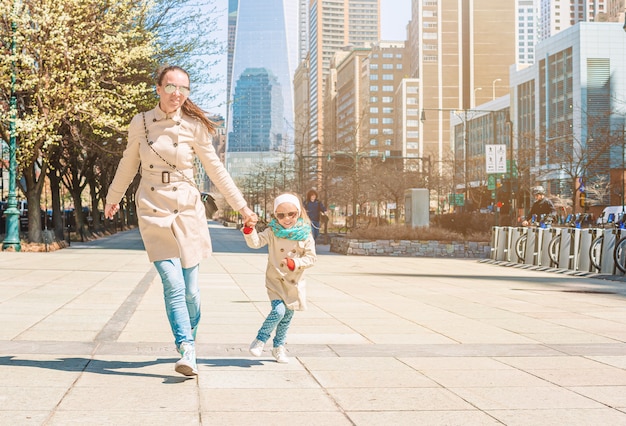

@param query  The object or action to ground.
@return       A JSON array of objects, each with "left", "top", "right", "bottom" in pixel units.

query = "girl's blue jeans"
[
  {"left": 256, "top": 300, "right": 294, "bottom": 347},
  {"left": 154, "top": 259, "right": 200, "bottom": 348}
]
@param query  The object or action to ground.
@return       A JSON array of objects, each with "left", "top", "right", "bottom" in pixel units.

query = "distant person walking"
[
  {"left": 104, "top": 65, "right": 256, "bottom": 376},
  {"left": 243, "top": 193, "right": 317, "bottom": 363},
  {"left": 303, "top": 189, "right": 327, "bottom": 241}
]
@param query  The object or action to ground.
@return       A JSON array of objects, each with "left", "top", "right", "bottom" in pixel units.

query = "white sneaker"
[
  {"left": 175, "top": 342, "right": 198, "bottom": 376},
  {"left": 249, "top": 339, "right": 265, "bottom": 357},
  {"left": 272, "top": 346, "right": 289, "bottom": 364}
]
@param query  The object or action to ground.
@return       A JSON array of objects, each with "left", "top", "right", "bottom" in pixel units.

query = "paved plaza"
[{"left": 1, "top": 223, "right": 626, "bottom": 425}]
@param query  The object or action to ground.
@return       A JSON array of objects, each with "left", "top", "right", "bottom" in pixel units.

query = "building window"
[
  {"left": 370, "top": 128, "right": 379, "bottom": 135},
  {"left": 382, "top": 63, "right": 393, "bottom": 69},
  {"left": 370, "top": 74, "right": 378, "bottom": 80},
  {"left": 369, "top": 63, "right": 378, "bottom": 70},
  {"left": 382, "top": 74, "right": 393, "bottom": 80},
  {"left": 407, "top": 108, "right": 418, "bottom": 115},
  {"left": 370, "top": 118, "right": 379, "bottom": 124},
  {"left": 370, "top": 85, "right": 379, "bottom": 91},
  {"left": 370, "top": 96, "right": 378, "bottom": 102},
  {"left": 383, "top": 107, "right": 393, "bottom": 114},
  {"left": 370, "top": 107, "right": 378, "bottom": 113},
  {"left": 382, "top": 96, "right": 393, "bottom": 103},
  {"left": 382, "top": 85, "right": 394, "bottom": 91},
  {"left": 382, "top": 128, "right": 393, "bottom": 135},
  {"left": 382, "top": 118, "right": 393, "bottom": 124},
  {"left": 407, "top": 120, "right": 419, "bottom": 127}
]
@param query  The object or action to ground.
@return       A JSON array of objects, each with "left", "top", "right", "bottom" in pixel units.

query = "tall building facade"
[
  {"left": 517, "top": 0, "right": 539, "bottom": 64},
  {"left": 308, "top": 0, "right": 380, "bottom": 150},
  {"left": 407, "top": 0, "right": 516, "bottom": 176},
  {"left": 539, "top": 0, "right": 609, "bottom": 41},
  {"left": 510, "top": 22, "right": 626, "bottom": 204},
  {"left": 227, "top": 0, "right": 300, "bottom": 177}
]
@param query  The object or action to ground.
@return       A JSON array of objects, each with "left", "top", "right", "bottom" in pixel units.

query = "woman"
[
  {"left": 104, "top": 65, "right": 257, "bottom": 376},
  {"left": 303, "top": 189, "right": 326, "bottom": 241}
]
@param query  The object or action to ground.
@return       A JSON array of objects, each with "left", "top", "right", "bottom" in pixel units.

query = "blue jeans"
[
  {"left": 311, "top": 220, "right": 320, "bottom": 240},
  {"left": 256, "top": 300, "right": 294, "bottom": 347},
  {"left": 154, "top": 259, "right": 200, "bottom": 348}
]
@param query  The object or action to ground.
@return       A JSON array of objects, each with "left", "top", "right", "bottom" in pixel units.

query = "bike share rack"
[
  {"left": 491, "top": 224, "right": 626, "bottom": 275},
  {"left": 556, "top": 228, "right": 580, "bottom": 270},
  {"left": 508, "top": 227, "right": 526, "bottom": 263}
]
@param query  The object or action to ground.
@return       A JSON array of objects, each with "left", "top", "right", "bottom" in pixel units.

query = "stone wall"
[{"left": 330, "top": 237, "right": 491, "bottom": 258}]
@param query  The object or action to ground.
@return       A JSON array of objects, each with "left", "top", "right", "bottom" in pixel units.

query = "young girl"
[{"left": 242, "top": 193, "right": 317, "bottom": 363}]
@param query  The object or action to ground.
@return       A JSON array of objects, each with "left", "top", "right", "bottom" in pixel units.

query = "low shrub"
[{"left": 346, "top": 224, "right": 490, "bottom": 242}]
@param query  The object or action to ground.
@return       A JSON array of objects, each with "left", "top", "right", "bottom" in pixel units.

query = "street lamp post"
[
  {"left": 492, "top": 78, "right": 502, "bottom": 101},
  {"left": 472, "top": 88, "right": 482, "bottom": 108},
  {"left": 3, "top": 6, "right": 21, "bottom": 251}
]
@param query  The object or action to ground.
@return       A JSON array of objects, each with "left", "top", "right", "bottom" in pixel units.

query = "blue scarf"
[{"left": 268, "top": 218, "right": 311, "bottom": 241}]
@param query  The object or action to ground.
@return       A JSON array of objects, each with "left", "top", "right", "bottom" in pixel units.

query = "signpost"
[{"left": 486, "top": 144, "right": 507, "bottom": 174}]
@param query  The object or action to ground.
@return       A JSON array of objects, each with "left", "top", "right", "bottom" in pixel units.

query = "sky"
[{"left": 204, "top": 0, "right": 412, "bottom": 116}]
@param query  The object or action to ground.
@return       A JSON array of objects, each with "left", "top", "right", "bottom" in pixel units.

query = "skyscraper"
[
  {"left": 407, "top": 0, "right": 516, "bottom": 173},
  {"left": 227, "top": 0, "right": 300, "bottom": 176},
  {"left": 308, "top": 0, "right": 380, "bottom": 148},
  {"left": 539, "top": 0, "right": 609, "bottom": 41}
]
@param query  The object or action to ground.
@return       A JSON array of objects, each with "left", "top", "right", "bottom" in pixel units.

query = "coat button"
[
  {"left": 173, "top": 187, "right": 177, "bottom": 191},
  {"left": 153, "top": 209, "right": 157, "bottom": 213},
  {"left": 174, "top": 209, "right": 178, "bottom": 213},
  {"left": 173, "top": 143, "right": 178, "bottom": 147},
  {"left": 151, "top": 187, "right": 155, "bottom": 191},
  {"left": 149, "top": 164, "right": 154, "bottom": 168},
  {"left": 280, "top": 248, "right": 285, "bottom": 252},
  {"left": 279, "top": 263, "right": 284, "bottom": 268}
]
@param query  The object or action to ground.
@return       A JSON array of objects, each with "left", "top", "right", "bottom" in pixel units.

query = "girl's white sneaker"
[
  {"left": 249, "top": 339, "right": 264, "bottom": 357},
  {"left": 272, "top": 346, "right": 289, "bottom": 363}
]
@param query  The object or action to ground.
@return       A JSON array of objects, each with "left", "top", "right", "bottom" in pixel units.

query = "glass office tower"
[{"left": 227, "top": 0, "right": 299, "bottom": 176}]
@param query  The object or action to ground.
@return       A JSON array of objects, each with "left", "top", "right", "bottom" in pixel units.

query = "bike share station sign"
[{"left": 486, "top": 144, "right": 507, "bottom": 200}]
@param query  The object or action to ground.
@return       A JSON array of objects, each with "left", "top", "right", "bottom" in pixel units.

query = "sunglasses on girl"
[
  {"left": 163, "top": 84, "right": 191, "bottom": 96},
  {"left": 275, "top": 211, "right": 298, "bottom": 220}
]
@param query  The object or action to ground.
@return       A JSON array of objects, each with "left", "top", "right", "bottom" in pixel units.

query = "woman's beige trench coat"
[{"left": 106, "top": 105, "right": 247, "bottom": 268}]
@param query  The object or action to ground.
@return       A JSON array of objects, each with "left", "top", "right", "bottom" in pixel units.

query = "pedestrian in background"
[
  {"left": 104, "top": 65, "right": 257, "bottom": 376},
  {"left": 304, "top": 189, "right": 327, "bottom": 242},
  {"left": 243, "top": 193, "right": 317, "bottom": 363}
]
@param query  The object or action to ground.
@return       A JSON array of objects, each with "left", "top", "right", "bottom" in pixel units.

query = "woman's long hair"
[{"left": 156, "top": 65, "right": 215, "bottom": 134}]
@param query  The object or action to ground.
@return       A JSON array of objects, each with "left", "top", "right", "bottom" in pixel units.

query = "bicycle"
[
  {"left": 589, "top": 214, "right": 626, "bottom": 272},
  {"left": 547, "top": 213, "right": 592, "bottom": 266}
]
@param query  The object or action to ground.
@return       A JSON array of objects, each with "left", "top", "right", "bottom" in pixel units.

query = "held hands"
[
  {"left": 240, "top": 206, "right": 258, "bottom": 228},
  {"left": 104, "top": 203, "right": 120, "bottom": 219}
]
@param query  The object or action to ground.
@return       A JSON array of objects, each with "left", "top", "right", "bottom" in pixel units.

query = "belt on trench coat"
[{"left": 142, "top": 170, "right": 194, "bottom": 184}]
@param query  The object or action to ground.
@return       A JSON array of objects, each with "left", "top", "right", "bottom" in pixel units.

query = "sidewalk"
[{"left": 1, "top": 223, "right": 626, "bottom": 425}]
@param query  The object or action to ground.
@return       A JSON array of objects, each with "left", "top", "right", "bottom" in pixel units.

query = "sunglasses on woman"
[
  {"left": 163, "top": 84, "right": 191, "bottom": 96},
  {"left": 275, "top": 211, "right": 298, "bottom": 220}
]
